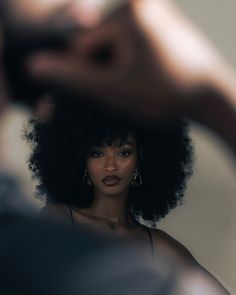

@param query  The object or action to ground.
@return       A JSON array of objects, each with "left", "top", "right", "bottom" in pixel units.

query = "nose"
[{"left": 104, "top": 155, "right": 118, "bottom": 173}]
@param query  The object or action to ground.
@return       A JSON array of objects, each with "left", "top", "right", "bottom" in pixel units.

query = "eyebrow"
[
  {"left": 93, "top": 141, "right": 135, "bottom": 148},
  {"left": 118, "top": 141, "right": 134, "bottom": 147}
]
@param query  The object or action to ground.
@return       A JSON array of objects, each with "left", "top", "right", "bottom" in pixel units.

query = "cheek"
[
  {"left": 86, "top": 160, "right": 101, "bottom": 179},
  {"left": 121, "top": 158, "right": 137, "bottom": 175}
]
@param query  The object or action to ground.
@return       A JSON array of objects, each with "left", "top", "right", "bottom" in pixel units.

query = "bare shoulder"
[
  {"left": 40, "top": 203, "right": 71, "bottom": 223},
  {"left": 150, "top": 229, "right": 230, "bottom": 294},
  {"left": 150, "top": 228, "right": 197, "bottom": 267}
]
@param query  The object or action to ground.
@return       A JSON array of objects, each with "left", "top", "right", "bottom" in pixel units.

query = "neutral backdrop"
[
  {"left": 0, "top": 0, "right": 235, "bottom": 293},
  {"left": 159, "top": 0, "right": 236, "bottom": 293}
]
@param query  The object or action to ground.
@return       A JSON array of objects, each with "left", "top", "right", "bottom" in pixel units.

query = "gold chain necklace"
[{"left": 75, "top": 209, "right": 124, "bottom": 230}]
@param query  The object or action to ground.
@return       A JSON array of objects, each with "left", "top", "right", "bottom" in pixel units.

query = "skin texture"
[{"left": 86, "top": 136, "right": 137, "bottom": 198}]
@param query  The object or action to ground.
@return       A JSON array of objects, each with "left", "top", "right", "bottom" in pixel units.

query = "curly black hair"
[{"left": 26, "top": 98, "right": 194, "bottom": 224}]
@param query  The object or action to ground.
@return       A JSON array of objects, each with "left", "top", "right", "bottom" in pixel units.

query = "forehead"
[{"left": 102, "top": 135, "right": 137, "bottom": 147}]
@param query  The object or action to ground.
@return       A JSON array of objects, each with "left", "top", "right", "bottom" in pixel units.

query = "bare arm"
[
  {"left": 152, "top": 229, "right": 230, "bottom": 294},
  {"left": 1, "top": 0, "right": 236, "bottom": 152},
  {"left": 22, "top": 0, "right": 236, "bottom": 152},
  {"left": 132, "top": 0, "right": 236, "bottom": 151}
]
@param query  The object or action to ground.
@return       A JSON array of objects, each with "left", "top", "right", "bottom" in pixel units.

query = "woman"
[
  {"left": 26, "top": 98, "right": 196, "bottom": 262},
  {"left": 26, "top": 98, "right": 231, "bottom": 294}
]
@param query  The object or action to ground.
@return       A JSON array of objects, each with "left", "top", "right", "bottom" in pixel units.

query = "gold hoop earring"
[
  {"left": 83, "top": 169, "right": 92, "bottom": 186},
  {"left": 131, "top": 169, "right": 142, "bottom": 187}
]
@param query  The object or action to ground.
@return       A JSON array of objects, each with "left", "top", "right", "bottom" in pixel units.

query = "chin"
[{"left": 101, "top": 186, "right": 127, "bottom": 197}]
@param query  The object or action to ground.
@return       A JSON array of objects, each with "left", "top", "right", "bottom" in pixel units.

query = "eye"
[
  {"left": 118, "top": 150, "right": 133, "bottom": 157},
  {"left": 90, "top": 149, "right": 104, "bottom": 158}
]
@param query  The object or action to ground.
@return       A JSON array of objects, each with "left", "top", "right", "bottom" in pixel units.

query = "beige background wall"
[
  {"left": 0, "top": 0, "right": 235, "bottom": 293},
  {"left": 159, "top": 0, "right": 236, "bottom": 293}
]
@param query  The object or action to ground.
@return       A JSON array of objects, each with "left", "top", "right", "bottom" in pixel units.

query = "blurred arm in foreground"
[
  {"left": 0, "top": 1, "right": 233, "bottom": 294},
  {"left": 23, "top": 0, "right": 236, "bottom": 152}
]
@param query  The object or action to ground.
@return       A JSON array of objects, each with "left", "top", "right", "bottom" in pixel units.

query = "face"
[{"left": 86, "top": 135, "right": 138, "bottom": 197}]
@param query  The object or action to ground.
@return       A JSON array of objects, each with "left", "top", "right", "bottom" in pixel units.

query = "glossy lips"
[{"left": 102, "top": 175, "right": 121, "bottom": 186}]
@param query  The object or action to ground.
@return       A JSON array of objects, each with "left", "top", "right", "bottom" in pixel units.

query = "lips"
[{"left": 102, "top": 175, "right": 121, "bottom": 186}]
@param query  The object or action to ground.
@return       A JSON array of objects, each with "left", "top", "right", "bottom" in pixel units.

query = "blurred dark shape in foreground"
[
  {"left": 0, "top": 165, "right": 174, "bottom": 295},
  {"left": 0, "top": 212, "right": 175, "bottom": 295},
  {"left": 0, "top": 181, "right": 228, "bottom": 295},
  {"left": 0, "top": 170, "right": 35, "bottom": 215}
]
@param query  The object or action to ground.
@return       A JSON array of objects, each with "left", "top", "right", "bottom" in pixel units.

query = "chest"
[{"left": 71, "top": 212, "right": 154, "bottom": 257}]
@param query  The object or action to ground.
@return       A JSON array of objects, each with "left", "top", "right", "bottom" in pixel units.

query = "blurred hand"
[
  {"left": 3, "top": 0, "right": 120, "bottom": 27},
  {"left": 4, "top": 0, "right": 72, "bottom": 22},
  {"left": 27, "top": 0, "right": 229, "bottom": 122}
]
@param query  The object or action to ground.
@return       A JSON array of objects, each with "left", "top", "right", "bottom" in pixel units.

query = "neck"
[{"left": 88, "top": 189, "right": 129, "bottom": 224}]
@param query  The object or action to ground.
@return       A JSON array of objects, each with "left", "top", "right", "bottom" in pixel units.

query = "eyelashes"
[
  {"left": 89, "top": 148, "right": 133, "bottom": 158},
  {"left": 90, "top": 150, "right": 104, "bottom": 158},
  {"left": 118, "top": 150, "right": 133, "bottom": 157}
]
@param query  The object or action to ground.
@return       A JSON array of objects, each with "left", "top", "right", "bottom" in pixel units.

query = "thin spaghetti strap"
[
  {"left": 67, "top": 204, "right": 74, "bottom": 227},
  {"left": 130, "top": 217, "right": 154, "bottom": 257},
  {"left": 146, "top": 228, "right": 154, "bottom": 257}
]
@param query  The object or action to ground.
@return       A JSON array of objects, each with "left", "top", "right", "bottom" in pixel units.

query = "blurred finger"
[
  {"left": 69, "top": 0, "right": 128, "bottom": 27},
  {"left": 28, "top": 19, "right": 135, "bottom": 83}
]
